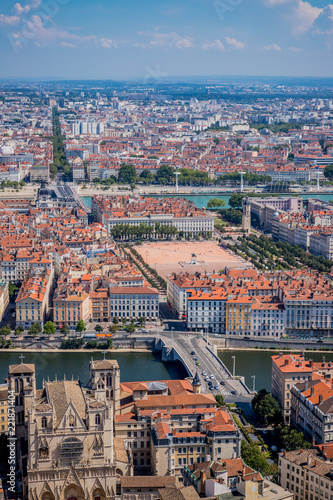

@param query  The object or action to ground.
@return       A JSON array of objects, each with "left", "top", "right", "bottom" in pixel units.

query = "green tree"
[
  {"left": 8, "top": 281, "right": 18, "bottom": 300},
  {"left": 276, "top": 425, "right": 311, "bottom": 451},
  {"left": 252, "top": 389, "right": 282, "bottom": 426},
  {"left": 43, "top": 321, "right": 56, "bottom": 335},
  {"left": 14, "top": 326, "right": 24, "bottom": 336},
  {"left": 241, "top": 441, "right": 271, "bottom": 475},
  {"left": 109, "top": 324, "right": 119, "bottom": 334},
  {"left": 229, "top": 192, "right": 248, "bottom": 210},
  {"left": 139, "top": 170, "right": 155, "bottom": 185},
  {"left": 118, "top": 163, "right": 137, "bottom": 184},
  {"left": 60, "top": 324, "right": 70, "bottom": 335},
  {"left": 156, "top": 165, "right": 174, "bottom": 185},
  {"left": 324, "top": 164, "right": 333, "bottom": 181},
  {"left": 207, "top": 198, "right": 226, "bottom": 209},
  {"left": 75, "top": 319, "right": 86, "bottom": 333},
  {"left": 113, "top": 317, "right": 119, "bottom": 325},
  {"left": 0, "top": 326, "right": 11, "bottom": 338},
  {"left": 215, "top": 394, "right": 225, "bottom": 407},
  {"left": 95, "top": 324, "right": 103, "bottom": 332},
  {"left": 29, "top": 322, "right": 42, "bottom": 336},
  {"left": 138, "top": 316, "right": 145, "bottom": 326},
  {"left": 125, "top": 324, "right": 135, "bottom": 334}
]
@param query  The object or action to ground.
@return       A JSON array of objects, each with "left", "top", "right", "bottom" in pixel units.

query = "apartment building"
[
  {"left": 184, "top": 458, "right": 293, "bottom": 500},
  {"left": 279, "top": 448, "right": 333, "bottom": 500},
  {"left": 151, "top": 407, "right": 240, "bottom": 477},
  {"left": 272, "top": 353, "right": 313, "bottom": 424},
  {"left": 0, "top": 279, "right": 9, "bottom": 322},
  {"left": 53, "top": 285, "right": 91, "bottom": 330},
  {"left": 0, "top": 385, "right": 8, "bottom": 434},
  {"left": 225, "top": 295, "right": 253, "bottom": 336},
  {"left": 15, "top": 268, "right": 53, "bottom": 329},
  {"left": 115, "top": 377, "right": 239, "bottom": 478},
  {"left": 272, "top": 353, "right": 333, "bottom": 425},
  {"left": 291, "top": 378, "right": 333, "bottom": 444},
  {"left": 90, "top": 287, "right": 110, "bottom": 322},
  {"left": 251, "top": 297, "right": 285, "bottom": 337},
  {"left": 110, "top": 286, "right": 159, "bottom": 320},
  {"left": 187, "top": 289, "right": 227, "bottom": 333},
  {"left": 92, "top": 195, "right": 214, "bottom": 238},
  {"left": 280, "top": 285, "right": 333, "bottom": 338},
  {"left": 29, "top": 165, "right": 49, "bottom": 182}
]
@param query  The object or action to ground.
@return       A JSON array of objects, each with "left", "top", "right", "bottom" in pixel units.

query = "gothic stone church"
[{"left": 8, "top": 359, "right": 130, "bottom": 500}]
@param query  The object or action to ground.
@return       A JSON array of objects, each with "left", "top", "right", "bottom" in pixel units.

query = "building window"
[
  {"left": 95, "top": 414, "right": 101, "bottom": 425},
  {"left": 41, "top": 417, "right": 47, "bottom": 428}
]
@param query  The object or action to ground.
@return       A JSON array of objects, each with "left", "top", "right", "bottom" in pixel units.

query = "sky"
[{"left": 0, "top": 0, "right": 333, "bottom": 80}]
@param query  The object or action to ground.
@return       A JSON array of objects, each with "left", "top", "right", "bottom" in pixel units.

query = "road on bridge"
[{"left": 160, "top": 331, "right": 253, "bottom": 404}]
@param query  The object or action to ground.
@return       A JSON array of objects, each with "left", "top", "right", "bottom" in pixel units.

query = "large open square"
[{"left": 136, "top": 240, "right": 251, "bottom": 279}]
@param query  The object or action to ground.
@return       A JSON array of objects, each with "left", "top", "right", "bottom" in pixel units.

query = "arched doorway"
[
  {"left": 41, "top": 494, "right": 55, "bottom": 500},
  {"left": 92, "top": 488, "right": 105, "bottom": 500},
  {"left": 62, "top": 485, "right": 85, "bottom": 500}
]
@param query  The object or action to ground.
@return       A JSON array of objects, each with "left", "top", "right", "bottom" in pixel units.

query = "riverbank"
[
  {"left": 76, "top": 184, "right": 236, "bottom": 198},
  {"left": 0, "top": 347, "right": 151, "bottom": 353}
]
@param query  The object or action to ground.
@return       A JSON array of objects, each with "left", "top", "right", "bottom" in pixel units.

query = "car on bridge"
[
  {"left": 196, "top": 362, "right": 200, "bottom": 366},
  {"left": 191, "top": 351, "right": 195, "bottom": 355},
  {"left": 202, "top": 371, "right": 207, "bottom": 376}
]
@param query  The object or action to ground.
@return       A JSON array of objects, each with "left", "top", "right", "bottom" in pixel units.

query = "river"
[
  {"left": 1, "top": 350, "right": 332, "bottom": 392},
  {"left": 0, "top": 351, "right": 187, "bottom": 389},
  {"left": 218, "top": 350, "right": 333, "bottom": 391},
  {"left": 81, "top": 193, "right": 333, "bottom": 210}
]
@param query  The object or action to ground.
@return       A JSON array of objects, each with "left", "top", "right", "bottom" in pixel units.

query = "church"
[{"left": 8, "top": 358, "right": 130, "bottom": 500}]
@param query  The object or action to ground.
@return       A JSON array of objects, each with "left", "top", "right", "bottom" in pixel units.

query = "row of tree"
[
  {"left": 49, "top": 107, "right": 71, "bottom": 179},
  {"left": 111, "top": 222, "right": 178, "bottom": 240}
]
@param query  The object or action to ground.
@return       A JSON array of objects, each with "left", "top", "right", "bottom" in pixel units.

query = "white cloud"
[
  {"left": 292, "top": 1, "right": 323, "bottom": 35},
  {"left": 225, "top": 36, "right": 245, "bottom": 50},
  {"left": 14, "top": 0, "right": 42, "bottom": 15},
  {"left": 288, "top": 45, "right": 302, "bottom": 51},
  {"left": 58, "top": 42, "right": 76, "bottom": 48},
  {"left": 0, "top": 14, "right": 20, "bottom": 25},
  {"left": 137, "top": 31, "right": 193, "bottom": 49},
  {"left": 264, "top": 0, "right": 327, "bottom": 36},
  {"left": 202, "top": 39, "right": 225, "bottom": 51},
  {"left": 98, "top": 38, "right": 117, "bottom": 49},
  {"left": 262, "top": 43, "right": 282, "bottom": 51},
  {"left": 12, "top": 15, "right": 117, "bottom": 49}
]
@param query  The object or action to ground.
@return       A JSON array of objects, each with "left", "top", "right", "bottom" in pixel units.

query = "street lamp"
[
  {"left": 232, "top": 356, "right": 236, "bottom": 377},
  {"left": 251, "top": 375, "right": 255, "bottom": 392},
  {"left": 171, "top": 327, "right": 174, "bottom": 347}
]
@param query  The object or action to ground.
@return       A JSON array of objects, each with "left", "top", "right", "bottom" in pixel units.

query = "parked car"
[
  {"left": 231, "top": 390, "right": 237, "bottom": 395},
  {"left": 202, "top": 371, "right": 207, "bottom": 376},
  {"left": 191, "top": 351, "right": 195, "bottom": 355}
]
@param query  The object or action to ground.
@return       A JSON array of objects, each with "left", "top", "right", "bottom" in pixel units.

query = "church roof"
[
  {"left": 9, "top": 363, "right": 35, "bottom": 374},
  {"left": 91, "top": 360, "right": 119, "bottom": 370},
  {"left": 46, "top": 380, "right": 86, "bottom": 427}
]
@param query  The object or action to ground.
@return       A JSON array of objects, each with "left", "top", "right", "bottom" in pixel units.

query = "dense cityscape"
[{"left": 1, "top": 0, "right": 333, "bottom": 498}]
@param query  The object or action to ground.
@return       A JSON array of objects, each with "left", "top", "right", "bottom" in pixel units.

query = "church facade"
[{"left": 8, "top": 359, "right": 130, "bottom": 500}]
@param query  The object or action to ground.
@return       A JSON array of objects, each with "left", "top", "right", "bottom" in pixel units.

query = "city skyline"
[{"left": 0, "top": 0, "right": 333, "bottom": 79}]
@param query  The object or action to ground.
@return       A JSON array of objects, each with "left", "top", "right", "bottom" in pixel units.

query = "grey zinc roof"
[{"left": 147, "top": 381, "right": 168, "bottom": 392}]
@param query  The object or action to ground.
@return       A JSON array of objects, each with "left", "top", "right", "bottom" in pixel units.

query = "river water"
[
  {"left": 0, "top": 351, "right": 187, "bottom": 389},
  {"left": 218, "top": 350, "right": 333, "bottom": 391},
  {"left": 81, "top": 193, "right": 333, "bottom": 210},
  {"left": 1, "top": 350, "right": 333, "bottom": 392}
]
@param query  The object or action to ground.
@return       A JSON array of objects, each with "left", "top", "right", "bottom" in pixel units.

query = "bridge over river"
[{"left": 154, "top": 331, "right": 253, "bottom": 403}]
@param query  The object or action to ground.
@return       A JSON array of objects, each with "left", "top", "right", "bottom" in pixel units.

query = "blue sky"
[{"left": 0, "top": 0, "right": 333, "bottom": 79}]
